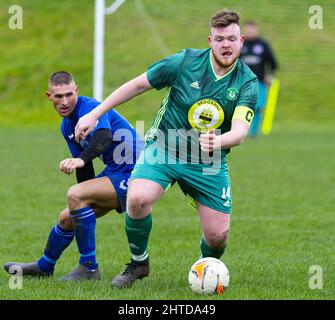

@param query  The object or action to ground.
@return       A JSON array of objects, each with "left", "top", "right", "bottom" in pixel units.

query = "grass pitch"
[
  {"left": 0, "top": 125, "right": 334, "bottom": 300},
  {"left": 1, "top": 0, "right": 334, "bottom": 302}
]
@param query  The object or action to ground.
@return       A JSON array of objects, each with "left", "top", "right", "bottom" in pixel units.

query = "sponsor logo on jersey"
[
  {"left": 226, "top": 87, "right": 239, "bottom": 101},
  {"left": 188, "top": 99, "right": 224, "bottom": 133},
  {"left": 68, "top": 133, "right": 74, "bottom": 140}
]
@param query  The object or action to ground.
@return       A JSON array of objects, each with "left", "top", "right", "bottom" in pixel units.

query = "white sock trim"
[{"left": 132, "top": 251, "right": 148, "bottom": 261}]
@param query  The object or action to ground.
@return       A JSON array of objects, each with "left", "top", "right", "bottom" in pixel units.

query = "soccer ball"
[{"left": 188, "top": 257, "right": 229, "bottom": 295}]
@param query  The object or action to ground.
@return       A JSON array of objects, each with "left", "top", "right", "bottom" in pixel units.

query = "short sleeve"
[
  {"left": 146, "top": 50, "right": 186, "bottom": 90},
  {"left": 78, "top": 100, "right": 112, "bottom": 136},
  {"left": 92, "top": 114, "right": 111, "bottom": 134},
  {"left": 236, "top": 78, "right": 259, "bottom": 111}
]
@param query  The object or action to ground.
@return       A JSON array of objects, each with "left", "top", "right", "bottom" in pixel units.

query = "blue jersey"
[{"left": 61, "top": 96, "right": 144, "bottom": 174}]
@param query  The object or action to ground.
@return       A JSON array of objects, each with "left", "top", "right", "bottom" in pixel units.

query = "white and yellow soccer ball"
[{"left": 188, "top": 257, "right": 229, "bottom": 295}]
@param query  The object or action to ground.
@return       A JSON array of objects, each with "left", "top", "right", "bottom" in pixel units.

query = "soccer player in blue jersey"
[{"left": 4, "top": 71, "right": 143, "bottom": 281}]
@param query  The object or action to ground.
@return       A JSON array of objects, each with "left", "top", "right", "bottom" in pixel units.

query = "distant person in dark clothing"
[{"left": 240, "top": 21, "right": 278, "bottom": 137}]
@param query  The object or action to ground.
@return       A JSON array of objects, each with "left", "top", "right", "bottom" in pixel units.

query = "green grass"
[
  {"left": 0, "top": 0, "right": 334, "bottom": 301},
  {"left": 0, "top": 125, "right": 334, "bottom": 300}
]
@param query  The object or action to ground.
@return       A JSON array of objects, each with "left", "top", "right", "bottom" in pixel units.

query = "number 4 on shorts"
[{"left": 222, "top": 187, "right": 231, "bottom": 199}]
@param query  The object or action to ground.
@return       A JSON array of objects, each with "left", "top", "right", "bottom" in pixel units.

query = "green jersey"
[{"left": 146, "top": 48, "right": 258, "bottom": 162}]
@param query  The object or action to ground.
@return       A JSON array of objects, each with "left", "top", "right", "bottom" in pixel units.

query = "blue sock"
[
  {"left": 70, "top": 206, "right": 97, "bottom": 270},
  {"left": 38, "top": 224, "right": 74, "bottom": 272}
]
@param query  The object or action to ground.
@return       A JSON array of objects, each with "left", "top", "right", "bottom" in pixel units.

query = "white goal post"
[{"left": 94, "top": 0, "right": 127, "bottom": 101}]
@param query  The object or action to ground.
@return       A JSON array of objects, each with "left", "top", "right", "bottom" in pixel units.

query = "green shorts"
[{"left": 130, "top": 142, "right": 232, "bottom": 213}]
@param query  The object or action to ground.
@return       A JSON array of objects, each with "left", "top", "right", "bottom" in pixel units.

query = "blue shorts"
[{"left": 96, "top": 167, "right": 130, "bottom": 214}]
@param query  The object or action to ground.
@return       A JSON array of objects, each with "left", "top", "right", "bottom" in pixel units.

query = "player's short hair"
[
  {"left": 210, "top": 9, "right": 240, "bottom": 29},
  {"left": 48, "top": 71, "right": 75, "bottom": 87}
]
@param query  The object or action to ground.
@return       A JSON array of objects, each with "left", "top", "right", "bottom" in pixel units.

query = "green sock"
[
  {"left": 200, "top": 237, "right": 226, "bottom": 259},
  {"left": 125, "top": 213, "right": 152, "bottom": 263}
]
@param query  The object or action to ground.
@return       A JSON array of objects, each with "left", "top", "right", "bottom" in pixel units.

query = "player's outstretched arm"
[
  {"left": 199, "top": 120, "right": 250, "bottom": 152},
  {"left": 75, "top": 73, "right": 153, "bottom": 142}
]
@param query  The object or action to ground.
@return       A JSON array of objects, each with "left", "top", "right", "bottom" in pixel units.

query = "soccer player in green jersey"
[{"left": 75, "top": 9, "right": 258, "bottom": 288}]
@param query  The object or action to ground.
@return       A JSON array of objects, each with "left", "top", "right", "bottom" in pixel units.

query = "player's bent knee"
[
  {"left": 127, "top": 192, "right": 153, "bottom": 215},
  {"left": 58, "top": 211, "right": 73, "bottom": 230},
  {"left": 206, "top": 229, "right": 230, "bottom": 248},
  {"left": 67, "top": 185, "right": 83, "bottom": 210}
]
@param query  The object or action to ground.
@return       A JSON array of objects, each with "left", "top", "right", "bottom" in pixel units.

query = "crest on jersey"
[
  {"left": 188, "top": 99, "right": 224, "bottom": 133},
  {"left": 226, "top": 87, "right": 239, "bottom": 101},
  {"left": 199, "top": 107, "right": 214, "bottom": 126}
]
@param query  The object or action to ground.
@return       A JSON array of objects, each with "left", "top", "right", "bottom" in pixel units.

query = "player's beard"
[{"left": 212, "top": 50, "right": 239, "bottom": 70}]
